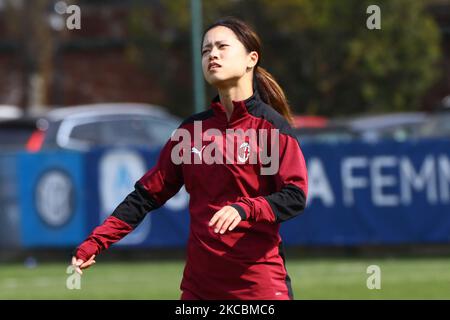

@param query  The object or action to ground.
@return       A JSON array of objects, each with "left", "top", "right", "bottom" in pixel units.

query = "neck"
[{"left": 217, "top": 79, "right": 253, "bottom": 121}]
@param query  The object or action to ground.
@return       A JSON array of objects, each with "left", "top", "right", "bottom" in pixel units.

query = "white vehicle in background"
[
  {"left": 417, "top": 95, "right": 450, "bottom": 139},
  {"left": 0, "top": 105, "right": 23, "bottom": 121},
  {"left": 27, "top": 103, "right": 181, "bottom": 152},
  {"left": 337, "top": 112, "right": 427, "bottom": 142},
  {"left": 418, "top": 112, "right": 450, "bottom": 138}
]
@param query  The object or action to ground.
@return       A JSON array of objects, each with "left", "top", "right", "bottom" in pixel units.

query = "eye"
[
  {"left": 201, "top": 49, "right": 210, "bottom": 55},
  {"left": 219, "top": 44, "right": 228, "bottom": 49}
]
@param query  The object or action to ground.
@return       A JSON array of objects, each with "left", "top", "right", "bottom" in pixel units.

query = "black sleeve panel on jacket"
[
  {"left": 111, "top": 181, "right": 161, "bottom": 229},
  {"left": 264, "top": 184, "right": 307, "bottom": 223},
  {"left": 230, "top": 203, "right": 248, "bottom": 221}
]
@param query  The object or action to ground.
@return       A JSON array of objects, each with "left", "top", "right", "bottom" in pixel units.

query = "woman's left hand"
[{"left": 209, "top": 206, "right": 242, "bottom": 234}]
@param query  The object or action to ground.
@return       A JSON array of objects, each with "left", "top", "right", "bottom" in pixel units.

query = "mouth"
[{"left": 208, "top": 62, "right": 221, "bottom": 71}]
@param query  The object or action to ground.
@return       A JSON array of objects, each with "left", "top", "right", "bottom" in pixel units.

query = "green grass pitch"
[{"left": 0, "top": 257, "right": 449, "bottom": 299}]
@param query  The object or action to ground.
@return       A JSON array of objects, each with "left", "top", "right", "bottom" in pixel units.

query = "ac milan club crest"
[{"left": 238, "top": 142, "right": 251, "bottom": 163}]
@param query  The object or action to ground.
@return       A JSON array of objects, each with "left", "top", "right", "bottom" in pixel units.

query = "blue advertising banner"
[
  {"left": 85, "top": 147, "right": 190, "bottom": 247},
  {"left": 281, "top": 139, "right": 450, "bottom": 245},
  {"left": 17, "top": 139, "right": 450, "bottom": 248},
  {"left": 18, "top": 151, "right": 87, "bottom": 247}
]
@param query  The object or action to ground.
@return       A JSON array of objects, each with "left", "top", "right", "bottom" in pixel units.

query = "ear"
[{"left": 247, "top": 51, "right": 259, "bottom": 69}]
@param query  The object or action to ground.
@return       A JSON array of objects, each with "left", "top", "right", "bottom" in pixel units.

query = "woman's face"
[{"left": 201, "top": 26, "right": 258, "bottom": 88}]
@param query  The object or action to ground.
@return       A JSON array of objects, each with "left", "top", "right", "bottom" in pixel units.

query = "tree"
[
  {"left": 259, "top": 0, "right": 441, "bottom": 115},
  {"left": 127, "top": 1, "right": 193, "bottom": 118},
  {"left": 127, "top": 0, "right": 441, "bottom": 117}
]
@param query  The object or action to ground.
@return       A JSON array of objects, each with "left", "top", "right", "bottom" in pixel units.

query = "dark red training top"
[{"left": 75, "top": 89, "right": 308, "bottom": 300}]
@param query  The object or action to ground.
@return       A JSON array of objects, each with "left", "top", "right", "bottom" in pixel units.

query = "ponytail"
[{"left": 255, "top": 66, "right": 294, "bottom": 124}]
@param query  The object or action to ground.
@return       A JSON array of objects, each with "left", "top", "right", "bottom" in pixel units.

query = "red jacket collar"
[{"left": 210, "top": 90, "right": 261, "bottom": 125}]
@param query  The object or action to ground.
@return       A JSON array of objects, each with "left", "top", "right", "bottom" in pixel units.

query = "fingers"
[
  {"left": 86, "top": 254, "right": 96, "bottom": 264},
  {"left": 209, "top": 207, "right": 227, "bottom": 233},
  {"left": 80, "top": 255, "right": 96, "bottom": 270},
  {"left": 71, "top": 257, "right": 84, "bottom": 275},
  {"left": 208, "top": 207, "right": 225, "bottom": 228},
  {"left": 209, "top": 206, "right": 241, "bottom": 234},
  {"left": 80, "top": 260, "right": 95, "bottom": 270},
  {"left": 71, "top": 254, "right": 96, "bottom": 275},
  {"left": 228, "top": 217, "right": 241, "bottom": 231},
  {"left": 217, "top": 213, "right": 237, "bottom": 234}
]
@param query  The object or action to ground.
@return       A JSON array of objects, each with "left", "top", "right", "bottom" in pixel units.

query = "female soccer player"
[{"left": 72, "top": 17, "right": 308, "bottom": 300}]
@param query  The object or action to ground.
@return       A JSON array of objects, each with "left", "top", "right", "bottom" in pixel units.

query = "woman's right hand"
[{"left": 71, "top": 255, "right": 96, "bottom": 275}]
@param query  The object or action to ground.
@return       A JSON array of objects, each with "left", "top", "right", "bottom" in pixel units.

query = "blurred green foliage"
[{"left": 127, "top": 0, "right": 441, "bottom": 117}]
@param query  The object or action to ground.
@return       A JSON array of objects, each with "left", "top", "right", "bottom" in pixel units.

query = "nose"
[{"left": 208, "top": 47, "right": 219, "bottom": 60}]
